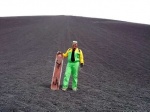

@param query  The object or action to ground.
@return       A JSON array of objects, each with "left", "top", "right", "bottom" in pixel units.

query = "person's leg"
[
  {"left": 72, "top": 62, "right": 80, "bottom": 90},
  {"left": 62, "top": 63, "right": 71, "bottom": 89}
]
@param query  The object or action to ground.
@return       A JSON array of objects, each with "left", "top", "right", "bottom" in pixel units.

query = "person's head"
[{"left": 72, "top": 41, "right": 78, "bottom": 49}]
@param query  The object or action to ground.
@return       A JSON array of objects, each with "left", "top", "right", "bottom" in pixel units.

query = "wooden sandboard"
[{"left": 51, "top": 53, "right": 63, "bottom": 90}]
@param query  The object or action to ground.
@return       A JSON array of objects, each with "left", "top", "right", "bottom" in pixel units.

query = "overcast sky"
[{"left": 0, "top": 0, "right": 150, "bottom": 24}]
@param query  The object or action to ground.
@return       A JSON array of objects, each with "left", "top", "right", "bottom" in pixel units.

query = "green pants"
[{"left": 62, "top": 62, "right": 80, "bottom": 89}]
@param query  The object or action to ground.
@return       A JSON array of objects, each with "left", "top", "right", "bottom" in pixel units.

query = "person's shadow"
[
  {"left": 41, "top": 83, "right": 74, "bottom": 91},
  {"left": 40, "top": 83, "right": 50, "bottom": 88}
]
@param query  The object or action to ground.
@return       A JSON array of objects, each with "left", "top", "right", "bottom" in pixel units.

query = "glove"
[
  {"left": 57, "top": 51, "right": 62, "bottom": 54},
  {"left": 80, "top": 63, "right": 84, "bottom": 68}
]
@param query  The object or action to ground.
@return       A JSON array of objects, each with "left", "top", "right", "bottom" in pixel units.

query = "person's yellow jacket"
[{"left": 63, "top": 48, "right": 84, "bottom": 64}]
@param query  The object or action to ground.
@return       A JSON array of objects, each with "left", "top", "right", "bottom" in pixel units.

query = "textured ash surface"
[{"left": 0, "top": 16, "right": 150, "bottom": 112}]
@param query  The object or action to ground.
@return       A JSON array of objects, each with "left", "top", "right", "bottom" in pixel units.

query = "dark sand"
[{"left": 0, "top": 16, "right": 150, "bottom": 112}]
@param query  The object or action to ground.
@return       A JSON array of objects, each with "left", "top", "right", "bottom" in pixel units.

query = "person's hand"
[
  {"left": 80, "top": 63, "right": 84, "bottom": 68},
  {"left": 57, "top": 51, "right": 62, "bottom": 54}
]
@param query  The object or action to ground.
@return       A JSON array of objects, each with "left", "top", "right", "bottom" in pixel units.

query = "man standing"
[{"left": 58, "top": 41, "right": 84, "bottom": 91}]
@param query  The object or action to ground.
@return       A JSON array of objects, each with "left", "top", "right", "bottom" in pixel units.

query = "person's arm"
[
  {"left": 63, "top": 48, "right": 70, "bottom": 58},
  {"left": 79, "top": 49, "right": 84, "bottom": 66}
]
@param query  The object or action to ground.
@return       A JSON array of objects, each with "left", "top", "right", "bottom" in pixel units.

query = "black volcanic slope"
[{"left": 0, "top": 16, "right": 150, "bottom": 112}]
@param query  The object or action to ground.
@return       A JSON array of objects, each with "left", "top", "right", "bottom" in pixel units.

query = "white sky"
[{"left": 0, "top": 0, "right": 150, "bottom": 25}]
